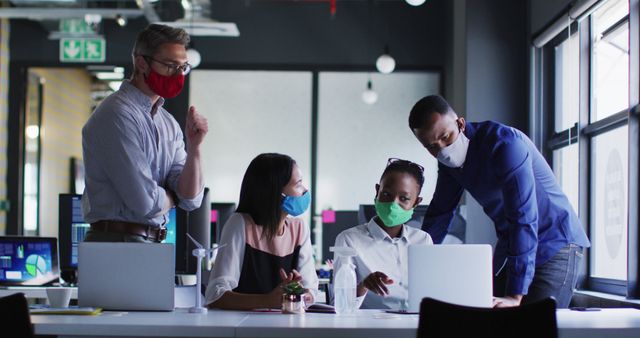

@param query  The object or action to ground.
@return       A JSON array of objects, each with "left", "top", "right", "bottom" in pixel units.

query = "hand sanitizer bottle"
[{"left": 330, "top": 246, "right": 358, "bottom": 315}]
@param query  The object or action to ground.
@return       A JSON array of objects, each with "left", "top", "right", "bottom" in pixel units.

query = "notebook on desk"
[
  {"left": 407, "top": 244, "right": 493, "bottom": 312},
  {"left": 30, "top": 305, "right": 102, "bottom": 315},
  {"left": 78, "top": 242, "right": 175, "bottom": 311}
]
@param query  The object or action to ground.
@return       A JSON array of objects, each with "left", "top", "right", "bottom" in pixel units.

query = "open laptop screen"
[{"left": 0, "top": 237, "right": 59, "bottom": 286}]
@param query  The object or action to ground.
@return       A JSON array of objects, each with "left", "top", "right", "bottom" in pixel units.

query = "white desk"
[
  {"left": 0, "top": 286, "right": 201, "bottom": 308},
  {"left": 30, "top": 308, "right": 640, "bottom": 338},
  {"left": 0, "top": 286, "right": 79, "bottom": 300},
  {"left": 33, "top": 309, "right": 247, "bottom": 338},
  {"left": 556, "top": 308, "right": 640, "bottom": 338},
  {"left": 237, "top": 311, "right": 418, "bottom": 338}
]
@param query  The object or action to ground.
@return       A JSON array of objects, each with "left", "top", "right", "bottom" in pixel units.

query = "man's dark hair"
[
  {"left": 132, "top": 24, "right": 190, "bottom": 73},
  {"left": 380, "top": 159, "right": 425, "bottom": 193},
  {"left": 408, "top": 95, "right": 454, "bottom": 130},
  {"left": 237, "top": 153, "right": 295, "bottom": 240}
]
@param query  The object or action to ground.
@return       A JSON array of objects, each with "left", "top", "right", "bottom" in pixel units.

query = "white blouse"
[
  {"left": 205, "top": 212, "right": 318, "bottom": 305},
  {"left": 334, "top": 217, "right": 433, "bottom": 309}
]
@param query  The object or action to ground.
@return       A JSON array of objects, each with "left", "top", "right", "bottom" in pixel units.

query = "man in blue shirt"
[
  {"left": 409, "top": 95, "right": 590, "bottom": 308},
  {"left": 82, "top": 24, "right": 208, "bottom": 243}
]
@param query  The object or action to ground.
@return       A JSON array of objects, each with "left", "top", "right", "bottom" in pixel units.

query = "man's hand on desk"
[
  {"left": 493, "top": 295, "right": 523, "bottom": 308},
  {"left": 358, "top": 271, "right": 394, "bottom": 297}
]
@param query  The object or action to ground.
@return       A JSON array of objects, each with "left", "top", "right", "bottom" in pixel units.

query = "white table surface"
[
  {"left": 236, "top": 311, "right": 418, "bottom": 338},
  {"left": 32, "top": 308, "right": 248, "bottom": 338},
  {"left": 0, "top": 286, "right": 201, "bottom": 308},
  {"left": 556, "top": 308, "right": 640, "bottom": 338},
  {"left": 0, "top": 286, "right": 79, "bottom": 299},
  {"left": 29, "top": 308, "right": 640, "bottom": 338}
]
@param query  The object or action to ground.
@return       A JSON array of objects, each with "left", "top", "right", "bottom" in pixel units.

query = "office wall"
[
  {"left": 445, "top": 0, "right": 467, "bottom": 115},
  {"left": 29, "top": 68, "right": 91, "bottom": 237},
  {"left": 446, "top": 0, "right": 528, "bottom": 246},
  {"left": 0, "top": 19, "right": 8, "bottom": 234}
]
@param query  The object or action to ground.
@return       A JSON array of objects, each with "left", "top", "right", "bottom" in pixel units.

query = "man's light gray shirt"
[{"left": 82, "top": 81, "right": 203, "bottom": 226}]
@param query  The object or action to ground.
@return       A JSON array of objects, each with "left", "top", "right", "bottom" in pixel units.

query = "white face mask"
[{"left": 436, "top": 130, "right": 470, "bottom": 168}]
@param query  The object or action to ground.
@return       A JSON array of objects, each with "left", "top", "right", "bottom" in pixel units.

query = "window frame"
[{"left": 540, "top": 0, "right": 638, "bottom": 297}]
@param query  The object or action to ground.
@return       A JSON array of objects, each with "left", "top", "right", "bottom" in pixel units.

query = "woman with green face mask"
[{"left": 333, "top": 158, "right": 433, "bottom": 310}]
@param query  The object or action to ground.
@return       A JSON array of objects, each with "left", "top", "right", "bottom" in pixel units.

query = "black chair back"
[
  {"left": 417, "top": 297, "right": 557, "bottom": 338},
  {"left": 0, "top": 293, "right": 34, "bottom": 338}
]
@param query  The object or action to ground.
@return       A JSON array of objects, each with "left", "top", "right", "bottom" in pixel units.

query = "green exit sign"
[{"left": 60, "top": 38, "right": 106, "bottom": 63}]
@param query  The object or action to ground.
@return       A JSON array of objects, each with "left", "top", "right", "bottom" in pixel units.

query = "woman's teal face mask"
[
  {"left": 374, "top": 199, "right": 414, "bottom": 227},
  {"left": 282, "top": 191, "right": 311, "bottom": 217}
]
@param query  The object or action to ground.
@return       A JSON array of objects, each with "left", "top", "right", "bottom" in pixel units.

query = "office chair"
[
  {"left": 0, "top": 293, "right": 34, "bottom": 338},
  {"left": 417, "top": 297, "right": 557, "bottom": 338}
]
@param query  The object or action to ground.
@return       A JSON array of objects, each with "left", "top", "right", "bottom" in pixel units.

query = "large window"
[
  {"left": 542, "top": 0, "right": 634, "bottom": 295},
  {"left": 316, "top": 72, "right": 440, "bottom": 213},
  {"left": 589, "top": 0, "right": 630, "bottom": 285},
  {"left": 554, "top": 32, "right": 580, "bottom": 133},
  {"left": 189, "top": 70, "right": 314, "bottom": 224},
  {"left": 592, "top": 0, "right": 630, "bottom": 121},
  {"left": 189, "top": 70, "right": 440, "bottom": 260},
  {"left": 591, "top": 125, "right": 628, "bottom": 280},
  {"left": 551, "top": 31, "right": 580, "bottom": 213},
  {"left": 553, "top": 143, "right": 579, "bottom": 213}
]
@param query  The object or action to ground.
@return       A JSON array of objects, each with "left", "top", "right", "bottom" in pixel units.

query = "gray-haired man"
[{"left": 82, "top": 24, "right": 208, "bottom": 243}]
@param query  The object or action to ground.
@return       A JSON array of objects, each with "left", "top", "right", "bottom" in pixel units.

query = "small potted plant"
[{"left": 281, "top": 282, "right": 306, "bottom": 314}]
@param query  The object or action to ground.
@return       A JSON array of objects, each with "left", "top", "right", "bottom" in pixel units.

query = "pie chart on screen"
[{"left": 25, "top": 254, "right": 48, "bottom": 277}]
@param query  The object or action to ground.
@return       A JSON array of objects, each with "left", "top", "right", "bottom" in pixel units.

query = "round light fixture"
[
  {"left": 116, "top": 14, "right": 127, "bottom": 27},
  {"left": 376, "top": 46, "right": 396, "bottom": 74},
  {"left": 187, "top": 48, "right": 201, "bottom": 69},
  {"left": 362, "top": 80, "right": 378, "bottom": 105},
  {"left": 26, "top": 125, "right": 40, "bottom": 139},
  {"left": 405, "top": 0, "right": 426, "bottom": 6}
]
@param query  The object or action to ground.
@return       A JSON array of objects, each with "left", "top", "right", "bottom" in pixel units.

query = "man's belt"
[{"left": 90, "top": 220, "right": 167, "bottom": 242}]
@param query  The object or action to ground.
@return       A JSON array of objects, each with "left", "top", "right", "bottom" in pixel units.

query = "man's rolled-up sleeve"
[{"left": 165, "top": 130, "right": 204, "bottom": 211}]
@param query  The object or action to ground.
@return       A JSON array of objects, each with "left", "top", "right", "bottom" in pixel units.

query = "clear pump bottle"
[{"left": 330, "top": 246, "right": 358, "bottom": 315}]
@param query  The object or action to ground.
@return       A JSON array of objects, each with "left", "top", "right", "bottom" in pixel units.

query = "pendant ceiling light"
[
  {"left": 361, "top": 78, "right": 378, "bottom": 105},
  {"left": 376, "top": 45, "right": 396, "bottom": 74},
  {"left": 405, "top": 0, "right": 426, "bottom": 6},
  {"left": 186, "top": 48, "right": 201, "bottom": 68}
]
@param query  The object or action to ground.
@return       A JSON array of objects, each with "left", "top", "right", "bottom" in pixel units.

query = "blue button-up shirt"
[
  {"left": 422, "top": 121, "right": 590, "bottom": 295},
  {"left": 82, "top": 81, "right": 203, "bottom": 226}
]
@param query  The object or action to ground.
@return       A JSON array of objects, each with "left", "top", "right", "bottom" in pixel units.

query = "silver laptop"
[
  {"left": 408, "top": 244, "right": 493, "bottom": 312},
  {"left": 78, "top": 242, "right": 175, "bottom": 311}
]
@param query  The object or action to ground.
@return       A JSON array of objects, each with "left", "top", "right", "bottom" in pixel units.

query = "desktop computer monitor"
[
  {"left": 321, "top": 210, "right": 360, "bottom": 263},
  {"left": 174, "top": 187, "right": 211, "bottom": 274},
  {"left": 210, "top": 202, "right": 236, "bottom": 244},
  {"left": 58, "top": 194, "right": 90, "bottom": 271},
  {"left": 59, "top": 190, "right": 210, "bottom": 276}
]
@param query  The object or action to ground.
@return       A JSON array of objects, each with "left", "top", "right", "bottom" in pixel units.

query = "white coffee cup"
[{"left": 46, "top": 287, "right": 73, "bottom": 308}]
